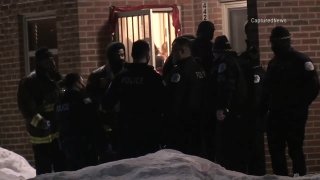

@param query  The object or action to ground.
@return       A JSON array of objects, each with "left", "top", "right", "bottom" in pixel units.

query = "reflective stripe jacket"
[{"left": 17, "top": 71, "right": 61, "bottom": 144}]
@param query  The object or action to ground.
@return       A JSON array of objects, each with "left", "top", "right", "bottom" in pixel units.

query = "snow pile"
[
  {"left": 0, "top": 147, "right": 36, "bottom": 180},
  {"left": 35, "top": 149, "right": 320, "bottom": 180}
]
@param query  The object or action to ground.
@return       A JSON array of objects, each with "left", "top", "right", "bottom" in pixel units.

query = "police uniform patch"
[
  {"left": 83, "top": 97, "right": 92, "bottom": 104},
  {"left": 254, "top": 74, "right": 260, "bottom": 84},
  {"left": 218, "top": 63, "right": 227, "bottom": 73},
  {"left": 171, "top": 73, "right": 181, "bottom": 83},
  {"left": 162, "top": 80, "right": 167, "bottom": 86},
  {"left": 304, "top": 62, "right": 314, "bottom": 71}
]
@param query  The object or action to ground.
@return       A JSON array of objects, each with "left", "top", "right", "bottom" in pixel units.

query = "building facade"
[{"left": 0, "top": 0, "right": 319, "bottom": 174}]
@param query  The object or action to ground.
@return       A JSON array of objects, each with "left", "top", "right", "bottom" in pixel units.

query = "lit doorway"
[{"left": 116, "top": 8, "right": 177, "bottom": 74}]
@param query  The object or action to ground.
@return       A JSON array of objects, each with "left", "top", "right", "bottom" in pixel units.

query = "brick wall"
[
  {"left": 192, "top": 1, "right": 222, "bottom": 37},
  {"left": 257, "top": 0, "right": 320, "bottom": 174},
  {"left": 2, "top": 0, "right": 320, "bottom": 176}
]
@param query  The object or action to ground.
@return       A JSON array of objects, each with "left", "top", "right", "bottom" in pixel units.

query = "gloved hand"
[{"left": 216, "top": 109, "right": 229, "bottom": 121}]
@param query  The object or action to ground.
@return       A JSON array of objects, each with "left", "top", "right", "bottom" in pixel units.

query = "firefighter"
[
  {"left": 56, "top": 73, "right": 97, "bottom": 170},
  {"left": 17, "top": 48, "right": 65, "bottom": 175},
  {"left": 163, "top": 36, "right": 206, "bottom": 156},
  {"left": 86, "top": 42, "right": 126, "bottom": 163},
  {"left": 211, "top": 35, "right": 248, "bottom": 173},
  {"left": 238, "top": 21, "right": 266, "bottom": 175},
  {"left": 102, "top": 40, "right": 165, "bottom": 159},
  {"left": 262, "top": 26, "right": 320, "bottom": 176}
]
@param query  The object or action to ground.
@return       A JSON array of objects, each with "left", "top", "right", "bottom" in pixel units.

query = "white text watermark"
[{"left": 251, "top": 18, "right": 287, "bottom": 24}]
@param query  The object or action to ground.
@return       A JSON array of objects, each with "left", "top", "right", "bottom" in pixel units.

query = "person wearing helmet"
[
  {"left": 262, "top": 26, "right": 319, "bottom": 176},
  {"left": 17, "top": 47, "right": 65, "bottom": 175}
]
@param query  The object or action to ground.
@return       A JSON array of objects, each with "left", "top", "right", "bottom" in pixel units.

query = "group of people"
[{"left": 17, "top": 20, "right": 319, "bottom": 177}]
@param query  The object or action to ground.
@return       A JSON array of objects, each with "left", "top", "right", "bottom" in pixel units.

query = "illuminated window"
[
  {"left": 21, "top": 11, "right": 58, "bottom": 74},
  {"left": 116, "top": 8, "right": 177, "bottom": 73}
]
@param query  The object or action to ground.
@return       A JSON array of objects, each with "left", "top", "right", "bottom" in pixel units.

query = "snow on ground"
[
  {"left": 33, "top": 149, "right": 320, "bottom": 180},
  {"left": 0, "top": 147, "right": 318, "bottom": 180},
  {"left": 0, "top": 147, "right": 36, "bottom": 180}
]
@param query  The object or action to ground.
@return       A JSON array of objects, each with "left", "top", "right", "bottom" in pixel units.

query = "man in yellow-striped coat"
[{"left": 17, "top": 48, "right": 65, "bottom": 175}]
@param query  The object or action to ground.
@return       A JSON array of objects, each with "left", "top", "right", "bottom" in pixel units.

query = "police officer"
[
  {"left": 162, "top": 34, "right": 196, "bottom": 80},
  {"left": 263, "top": 26, "right": 319, "bottom": 176},
  {"left": 17, "top": 48, "right": 65, "bottom": 175},
  {"left": 211, "top": 35, "right": 248, "bottom": 173},
  {"left": 164, "top": 36, "right": 206, "bottom": 156},
  {"left": 56, "top": 73, "right": 97, "bottom": 170},
  {"left": 86, "top": 42, "right": 126, "bottom": 163},
  {"left": 239, "top": 22, "right": 266, "bottom": 175},
  {"left": 191, "top": 22, "right": 216, "bottom": 160},
  {"left": 102, "top": 40, "right": 165, "bottom": 159},
  {"left": 192, "top": 21, "right": 215, "bottom": 74}
]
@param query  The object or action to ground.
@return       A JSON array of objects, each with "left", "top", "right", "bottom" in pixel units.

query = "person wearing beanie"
[
  {"left": 262, "top": 26, "right": 320, "bottom": 176},
  {"left": 238, "top": 21, "right": 266, "bottom": 176},
  {"left": 17, "top": 47, "right": 65, "bottom": 175},
  {"left": 86, "top": 41, "right": 126, "bottom": 163},
  {"left": 87, "top": 42, "right": 126, "bottom": 104},
  {"left": 192, "top": 21, "right": 215, "bottom": 74},
  {"left": 213, "top": 35, "right": 232, "bottom": 50},
  {"left": 210, "top": 35, "right": 249, "bottom": 173}
]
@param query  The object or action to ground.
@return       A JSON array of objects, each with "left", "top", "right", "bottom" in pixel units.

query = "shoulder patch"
[
  {"left": 195, "top": 71, "right": 206, "bottom": 79},
  {"left": 170, "top": 73, "right": 181, "bottom": 83},
  {"left": 254, "top": 74, "right": 260, "bottom": 84},
  {"left": 162, "top": 80, "right": 167, "bottom": 86},
  {"left": 218, "top": 63, "right": 227, "bottom": 73},
  {"left": 304, "top": 62, "right": 314, "bottom": 71},
  {"left": 83, "top": 97, "right": 92, "bottom": 104}
]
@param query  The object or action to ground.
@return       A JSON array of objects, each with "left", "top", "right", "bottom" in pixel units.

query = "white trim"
[
  {"left": 21, "top": 15, "right": 30, "bottom": 74},
  {"left": 20, "top": 11, "right": 57, "bottom": 74},
  {"left": 149, "top": 9, "right": 156, "bottom": 67},
  {"left": 151, "top": 7, "right": 173, "bottom": 12},
  {"left": 117, "top": 9, "right": 151, "bottom": 18},
  {"left": 20, "top": 11, "right": 56, "bottom": 21},
  {"left": 221, "top": 1, "right": 247, "bottom": 39},
  {"left": 28, "top": 49, "right": 58, "bottom": 57}
]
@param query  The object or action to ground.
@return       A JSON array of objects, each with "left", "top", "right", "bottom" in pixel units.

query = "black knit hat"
[
  {"left": 214, "top": 35, "right": 231, "bottom": 50},
  {"left": 196, "top": 21, "right": 215, "bottom": 40},
  {"left": 64, "top": 73, "right": 81, "bottom": 89},
  {"left": 35, "top": 47, "right": 53, "bottom": 62},
  {"left": 106, "top": 42, "right": 125, "bottom": 60},
  {"left": 270, "top": 26, "right": 291, "bottom": 41}
]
